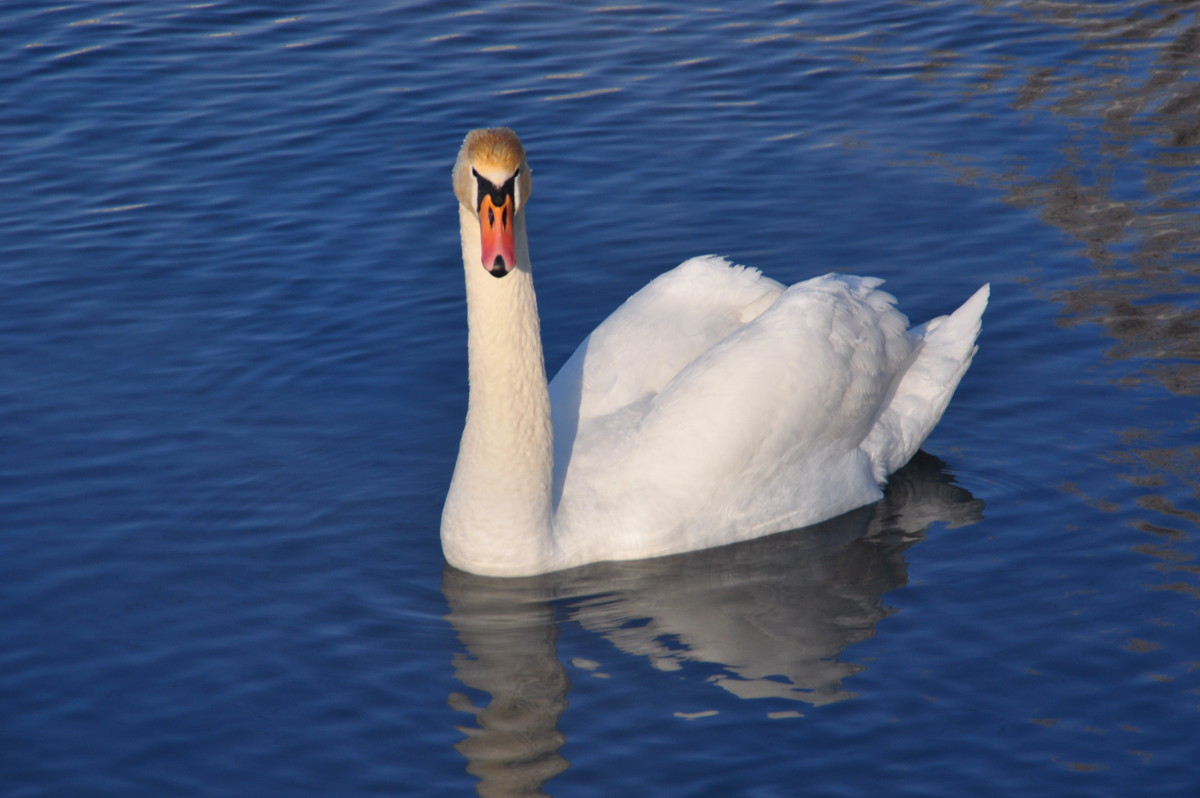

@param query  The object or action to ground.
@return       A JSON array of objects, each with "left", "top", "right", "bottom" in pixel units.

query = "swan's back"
[{"left": 547, "top": 257, "right": 987, "bottom": 564}]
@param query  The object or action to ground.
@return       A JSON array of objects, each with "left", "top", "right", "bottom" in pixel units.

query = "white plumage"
[{"left": 442, "top": 128, "right": 988, "bottom": 577}]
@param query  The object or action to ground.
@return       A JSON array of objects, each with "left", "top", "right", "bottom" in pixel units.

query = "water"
[{"left": 2, "top": 1, "right": 1197, "bottom": 795}]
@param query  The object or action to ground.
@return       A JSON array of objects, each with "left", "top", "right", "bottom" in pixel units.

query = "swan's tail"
[{"left": 863, "top": 284, "right": 989, "bottom": 482}]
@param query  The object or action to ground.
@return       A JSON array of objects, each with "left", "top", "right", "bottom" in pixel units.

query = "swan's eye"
[{"left": 472, "top": 168, "right": 519, "bottom": 215}]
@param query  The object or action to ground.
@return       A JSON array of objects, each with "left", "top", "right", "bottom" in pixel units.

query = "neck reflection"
[{"left": 442, "top": 452, "right": 983, "bottom": 796}]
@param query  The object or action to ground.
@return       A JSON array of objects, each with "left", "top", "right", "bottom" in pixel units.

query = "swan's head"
[{"left": 453, "top": 127, "right": 532, "bottom": 279}]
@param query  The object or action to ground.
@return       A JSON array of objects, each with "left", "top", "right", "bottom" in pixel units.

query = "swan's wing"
[
  {"left": 555, "top": 273, "right": 918, "bottom": 557},
  {"left": 549, "top": 255, "right": 783, "bottom": 421},
  {"left": 548, "top": 256, "right": 782, "bottom": 493},
  {"left": 630, "top": 273, "right": 914, "bottom": 506}
]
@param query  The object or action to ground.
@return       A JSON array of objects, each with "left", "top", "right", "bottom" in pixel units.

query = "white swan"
[{"left": 442, "top": 128, "right": 988, "bottom": 577}]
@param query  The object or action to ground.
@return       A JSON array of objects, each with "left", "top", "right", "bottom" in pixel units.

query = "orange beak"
[{"left": 479, "top": 193, "right": 515, "bottom": 277}]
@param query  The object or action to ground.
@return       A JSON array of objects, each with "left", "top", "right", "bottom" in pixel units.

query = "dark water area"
[{"left": 2, "top": 1, "right": 1198, "bottom": 796}]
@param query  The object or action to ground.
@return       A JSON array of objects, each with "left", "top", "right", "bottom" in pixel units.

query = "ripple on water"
[{"left": 2, "top": 1, "right": 1199, "bottom": 796}]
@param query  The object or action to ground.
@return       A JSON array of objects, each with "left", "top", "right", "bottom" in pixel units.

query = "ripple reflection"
[{"left": 442, "top": 452, "right": 982, "bottom": 796}]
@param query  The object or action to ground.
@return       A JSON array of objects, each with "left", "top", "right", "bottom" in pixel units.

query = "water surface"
[{"left": 2, "top": 1, "right": 1198, "bottom": 796}]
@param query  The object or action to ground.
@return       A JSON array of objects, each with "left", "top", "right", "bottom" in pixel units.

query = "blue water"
[{"left": 2, "top": 1, "right": 1198, "bottom": 795}]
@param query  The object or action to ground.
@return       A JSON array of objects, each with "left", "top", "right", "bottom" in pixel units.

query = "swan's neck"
[{"left": 442, "top": 204, "right": 556, "bottom": 576}]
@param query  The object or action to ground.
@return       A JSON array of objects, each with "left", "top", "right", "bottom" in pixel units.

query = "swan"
[{"left": 442, "top": 127, "right": 988, "bottom": 578}]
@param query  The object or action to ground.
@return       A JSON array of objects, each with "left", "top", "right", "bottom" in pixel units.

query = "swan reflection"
[{"left": 443, "top": 452, "right": 982, "bottom": 796}]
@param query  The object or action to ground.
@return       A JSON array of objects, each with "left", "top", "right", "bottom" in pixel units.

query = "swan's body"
[{"left": 443, "top": 128, "right": 988, "bottom": 577}]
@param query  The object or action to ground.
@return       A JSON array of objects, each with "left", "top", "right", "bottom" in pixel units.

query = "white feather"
[{"left": 442, "top": 128, "right": 988, "bottom": 577}]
